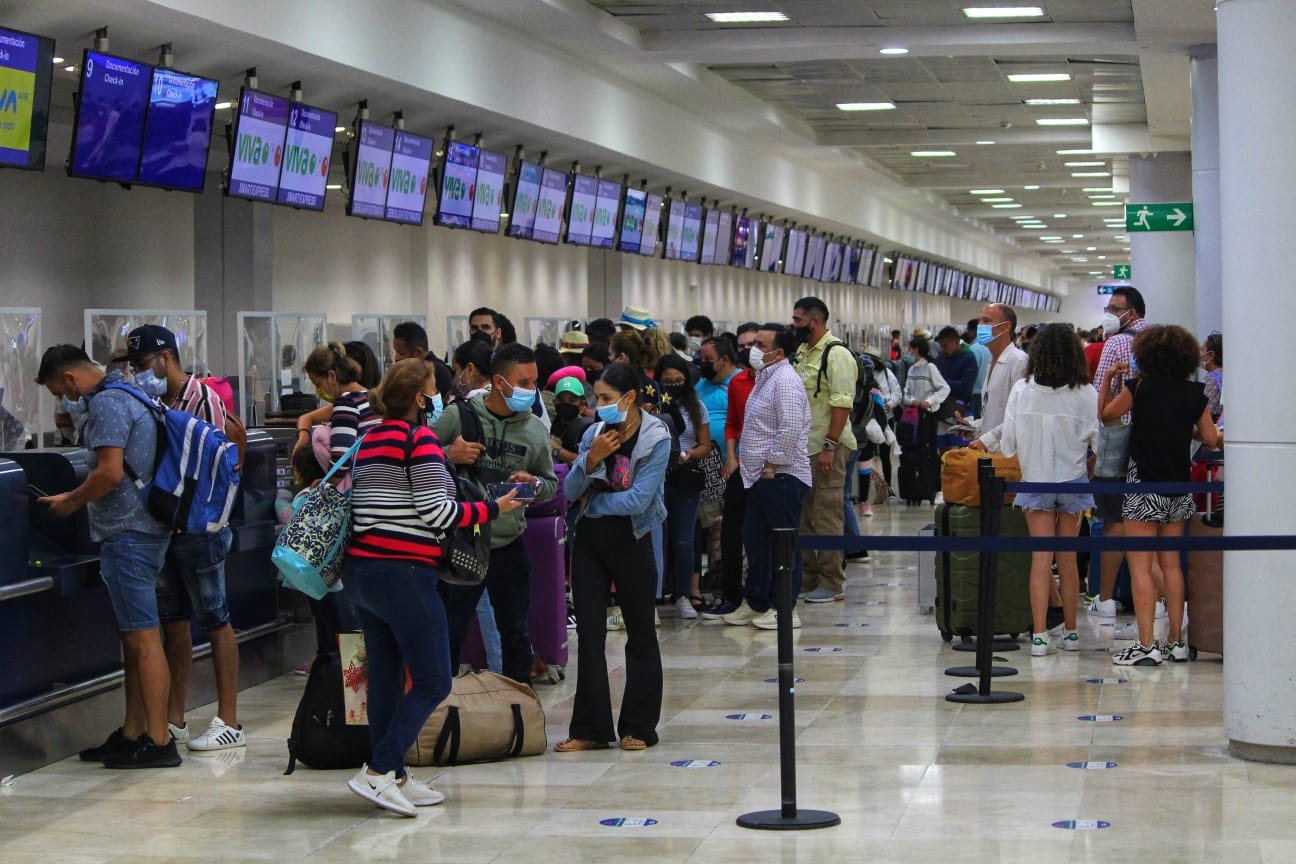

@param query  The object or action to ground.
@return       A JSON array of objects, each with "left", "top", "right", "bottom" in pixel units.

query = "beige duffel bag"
[{"left": 405, "top": 671, "right": 547, "bottom": 766}]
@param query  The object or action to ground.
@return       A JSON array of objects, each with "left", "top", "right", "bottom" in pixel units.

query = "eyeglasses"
[
  {"left": 1103, "top": 305, "right": 1129, "bottom": 314},
  {"left": 129, "top": 353, "right": 160, "bottom": 373}
]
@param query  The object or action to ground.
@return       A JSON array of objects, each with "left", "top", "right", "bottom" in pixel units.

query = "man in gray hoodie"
[{"left": 435, "top": 342, "right": 558, "bottom": 684}]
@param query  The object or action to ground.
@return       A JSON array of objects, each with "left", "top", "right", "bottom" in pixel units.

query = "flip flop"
[
  {"left": 619, "top": 736, "right": 648, "bottom": 751},
  {"left": 554, "top": 738, "right": 609, "bottom": 753}
]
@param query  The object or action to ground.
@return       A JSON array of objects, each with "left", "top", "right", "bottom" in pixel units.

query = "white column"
[
  {"left": 1128, "top": 153, "right": 1196, "bottom": 331},
  {"left": 1218, "top": 0, "right": 1296, "bottom": 764},
  {"left": 1191, "top": 45, "right": 1223, "bottom": 337}
]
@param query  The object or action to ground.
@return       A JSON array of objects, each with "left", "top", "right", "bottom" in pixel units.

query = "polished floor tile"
[{"left": 3, "top": 504, "right": 1294, "bottom": 863}]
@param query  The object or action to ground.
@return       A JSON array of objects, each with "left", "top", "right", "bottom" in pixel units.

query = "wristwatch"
[{"left": 822, "top": 440, "right": 837, "bottom": 451}]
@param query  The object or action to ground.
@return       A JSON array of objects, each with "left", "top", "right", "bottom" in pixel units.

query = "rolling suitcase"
[
  {"left": 1185, "top": 514, "right": 1223, "bottom": 659},
  {"left": 898, "top": 444, "right": 941, "bottom": 505},
  {"left": 934, "top": 503, "right": 1031, "bottom": 642}
]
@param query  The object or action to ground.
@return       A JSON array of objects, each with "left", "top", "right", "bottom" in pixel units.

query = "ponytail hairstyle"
[{"left": 304, "top": 341, "right": 359, "bottom": 385}]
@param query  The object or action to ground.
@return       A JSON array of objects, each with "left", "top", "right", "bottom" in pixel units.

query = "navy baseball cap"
[{"left": 113, "top": 324, "right": 178, "bottom": 363}]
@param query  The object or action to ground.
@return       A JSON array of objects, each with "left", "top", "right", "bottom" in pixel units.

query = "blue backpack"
[{"left": 105, "top": 382, "right": 241, "bottom": 533}]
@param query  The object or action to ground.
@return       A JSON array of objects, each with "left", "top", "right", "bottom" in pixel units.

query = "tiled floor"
[{"left": 4, "top": 505, "right": 1291, "bottom": 863}]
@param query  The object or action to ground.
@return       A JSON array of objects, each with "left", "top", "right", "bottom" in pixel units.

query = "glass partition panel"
[
  {"left": 85, "top": 309, "right": 207, "bottom": 374},
  {"left": 0, "top": 308, "right": 42, "bottom": 448},
  {"left": 351, "top": 314, "right": 427, "bottom": 371},
  {"left": 236, "top": 312, "right": 327, "bottom": 426}
]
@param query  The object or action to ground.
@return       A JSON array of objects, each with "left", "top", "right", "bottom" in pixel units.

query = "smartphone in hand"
[{"left": 488, "top": 482, "right": 537, "bottom": 501}]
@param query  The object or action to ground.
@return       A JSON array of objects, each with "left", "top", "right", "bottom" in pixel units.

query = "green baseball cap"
[{"left": 554, "top": 376, "right": 585, "bottom": 398}]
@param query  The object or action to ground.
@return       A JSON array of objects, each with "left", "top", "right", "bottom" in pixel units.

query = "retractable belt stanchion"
[
  {"left": 946, "top": 459, "right": 1024, "bottom": 704},
  {"left": 737, "top": 527, "right": 840, "bottom": 831}
]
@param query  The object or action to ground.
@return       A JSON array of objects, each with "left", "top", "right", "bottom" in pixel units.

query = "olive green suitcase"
[{"left": 935, "top": 503, "right": 1032, "bottom": 643}]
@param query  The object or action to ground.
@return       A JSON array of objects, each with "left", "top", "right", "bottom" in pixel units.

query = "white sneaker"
[
  {"left": 606, "top": 607, "right": 624, "bottom": 631},
  {"left": 1162, "top": 639, "right": 1190, "bottom": 663},
  {"left": 1087, "top": 597, "right": 1118, "bottom": 617},
  {"left": 1112, "top": 642, "right": 1162, "bottom": 667},
  {"left": 399, "top": 775, "right": 445, "bottom": 806},
  {"left": 1112, "top": 621, "right": 1140, "bottom": 641},
  {"left": 675, "top": 596, "right": 698, "bottom": 620},
  {"left": 1057, "top": 630, "right": 1080, "bottom": 651},
  {"left": 722, "top": 600, "right": 759, "bottom": 626},
  {"left": 186, "top": 716, "right": 245, "bottom": 751},
  {"left": 1030, "top": 632, "right": 1056, "bottom": 656},
  {"left": 168, "top": 722, "right": 189, "bottom": 746},
  {"left": 751, "top": 608, "right": 801, "bottom": 630},
  {"left": 349, "top": 766, "right": 417, "bottom": 817}
]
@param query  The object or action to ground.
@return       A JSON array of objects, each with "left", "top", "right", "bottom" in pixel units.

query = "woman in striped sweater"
[{"left": 342, "top": 359, "right": 522, "bottom": 818}]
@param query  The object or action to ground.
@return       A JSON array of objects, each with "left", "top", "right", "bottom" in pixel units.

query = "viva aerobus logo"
[
  {"left": 537, "top": 197, "right": 558, "bottom": 220},
  {"left": 0, "top": 87, "right": 25, "bottom": 113},
  {"left": 683, "top": 226, "right": 697, "bottom": 244},
  {"left": 594, "top": 206, "right": 612, "bottom": 227},
  {"left": 443, "top": 175, "right": 471, "bottom": 201},
  {"left": 390, "top": 167, "right": 425, "bottom": 196},
  {"left": 237, "top": 133, "right": 280, "bottom": 167},
  {"left": 356, "top": 159, "right": 389, "bottom": 190},
  {"left": 283, "top": 144, "right": 328, "bottom": 177}
]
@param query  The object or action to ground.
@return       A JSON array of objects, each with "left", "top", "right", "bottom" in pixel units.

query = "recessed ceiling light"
[
  {"left": 1060, "top": 249, "right": 1075, "bottom": 253},
  {"left": 1089, "top": 194, "right": 1117, "bottom": 200},
  {"left": 1039, "top": 235, "right": 1063, "bottom": 240},
  {"left": 836, "top": 102, "right": 896, "bottom": 111},
  {"left": 1023, "top": 185, "right": 1040, "bottom": 190},
  {"left": 215, "top": 101, "right": 233, "bottom": 111},
  {"left": 64, "top": 65, "right": 76, "bottom": 72},
  {"left": 1086, "top": 246, "right": 1097, "bottom": 251},
  {"left": 976, "top": 140, "right": 996, "bottom": 145},
  {"left": 1025, "top": 98, "right": 1081, "bottom": 106},
  {"left": 1073, "top": 171, "right": 1111, "bottom": 177},
  {"left": 325, "top": 184, "right": 342, "bottom": 190},
  {"left": 1037, "top": 118, "right": 1089, "bottom": 126},
  {"left": 1089, "top": 271, "right": 1105, "bottom": 275},
  {"left": 335, "top": 125, "right": 347, "bottom": 132},
  {"left": 981, "top": 197, "right": 1015, "bottom": 203},
  {"left": 1053, "top": 213, "right": 1067, "bottom": 218},
  {"left": 1113, "top": 235, "right": 1128, "bottom": 241},
  {"left": 705, "top": 11, "right": 789, "bottom": 23},
  {"left": 1082, "top": 187, "right": 1113, "bottom": 192},
  {"left": 992, "top": 203, "right": 1023, "bottom": 208},
  {"left": 1072, "top": 233, "right": 1084, "bottom": 238},
  {"left": 1098, "top": 255, "right": 1107, "bottom": 260},
  {"left": 1007, "top": 73, "right": 1072, "bottom": 83},
  {"left": 970, "top": 189, "right": 1005, "bottom": 195},
  {"left": 1094, "top": 201, "right": 1123, "bottom": 206},
  {"left": 964, "top": 7, "right": 1046, "bottom": 20},
  {"left": 1057, "top": 149, "right": 1095, "bottom": 155},
  {"left": 1065, "top": 161, "right": 1105, "bottom": 167},
  {"left": 911, "top": 150, "right": 957, "bottom": 157},
  {"left": 51, "top": 56, "right": 64, "bottom": 64},
  {"left": 880, "top": 47, "right": 909, "bottom": 55}
]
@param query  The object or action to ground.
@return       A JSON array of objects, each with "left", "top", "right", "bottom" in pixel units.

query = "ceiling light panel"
[
  {"left": 963, "top": 7, "right": 1046, "bottom": 19},
  {"left": 705, "top": 12, "right": 790, "bottom": 24}
]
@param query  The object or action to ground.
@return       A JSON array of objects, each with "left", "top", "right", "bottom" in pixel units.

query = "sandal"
[
  {"left": 554, "top": 738, "right": 609, "bottom": 753},
  {"left": 619, "top": 735, "right": 648, "bottom": 751}
]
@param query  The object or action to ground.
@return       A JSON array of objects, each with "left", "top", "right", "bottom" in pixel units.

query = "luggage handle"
[
  {"left": 508, "top": 704, "right": 525, "bottom": 758},
  {"left": 433, "top": 706, "right": 462, "bottom": 765}
]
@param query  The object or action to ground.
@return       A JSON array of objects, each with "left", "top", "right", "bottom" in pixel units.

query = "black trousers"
[
  {"left": 439, "top": 538, "right": 533, "bottom": 685},
  {"left": 569, "top": 516, "right": 662, "bottom": 745},
  {"left": 720, "top": 471, "right": 749, "bottom": 603}
]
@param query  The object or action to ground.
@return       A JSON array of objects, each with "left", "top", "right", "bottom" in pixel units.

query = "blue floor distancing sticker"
[
  {"left": 725, "top": 713, "right": 772, "bottom": 721},
  {"left": 600, "top": 817, "right": 658, "bottom": 827},
  {"left": 670, "top": 760, "right": 722, "bottom": 768},
  {"left": 765, "top": 677, "right": 806, "bottom": 684},
  {"left": 803, "top": 647, "right": 845, "bottom": 653},
  {"left": 1052, "top": 820, "right": 1111, "bottom": 830},
  {"left": 1078, "top": 715, "right": 1123, "bottom": 722},
  {"left": 1086, "top": 678, "right": 1129, "bottom": 684},
  {"left": 1067, "top": 761, "right": 1119, "bottom": 769}
]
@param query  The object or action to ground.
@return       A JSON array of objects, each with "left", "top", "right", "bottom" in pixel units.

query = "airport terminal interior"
[{"left": 2, "top": 1, "right": 1292, "bottom": 861}]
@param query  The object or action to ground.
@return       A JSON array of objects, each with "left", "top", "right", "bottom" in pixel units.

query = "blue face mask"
[
  {"left": 62, "top": 395, "right": 88, "bottom": 415},
  {"left": 976, "top": 322, "right": 1001, "bottom": 345},
  {"left": 499, "top": 378, "right": 536, "bottom": 414},
  {"left": 597, "top": 394, "right": 628, "bottom": 425},
  {"left": 134, "top": 367, "right": 168, "bottom": 398},
  {"left": 424, "top": 392, "right": 444, "bottom": 424}
]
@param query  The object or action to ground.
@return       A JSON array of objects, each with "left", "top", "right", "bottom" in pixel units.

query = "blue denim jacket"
[{"left": 564, "top": 411, "right": 671, "bottom": 539}]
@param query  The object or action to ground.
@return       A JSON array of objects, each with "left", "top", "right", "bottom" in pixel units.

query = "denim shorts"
[
  {"left": 156, "top": 527, "right": 234, "bottom": 630},
  {"left": 1014, "top": 476, "right": 1094, "bottom": 515},
  {"left": 100, "top": 530, "right": 172, "bottom": 631}
]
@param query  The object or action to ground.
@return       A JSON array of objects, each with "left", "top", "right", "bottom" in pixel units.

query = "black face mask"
[
  {"left": 698, "top": 361, "right": 717, "bottom": 381},
  {"left": 661, "top": 382, "right": 686, "bottom": 401},
  {"left": 585, "top": 368, "right": 603, "bottom": 385},
  {"left": 793, "top": 325, "right": 813, "bottom": 344},
  {"left": 555, "top": 402, "right": 581, "bottom": 423},
  {"left": 737, "top": 348, "right": 752, "bottom": 369}
]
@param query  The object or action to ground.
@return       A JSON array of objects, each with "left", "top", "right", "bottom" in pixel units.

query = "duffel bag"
[
  {"left": 940, "top": 448, "right": 1021, "bottom": 507},
  {"left": 406, "top": 671, "right": 547, "bottom": 766}
]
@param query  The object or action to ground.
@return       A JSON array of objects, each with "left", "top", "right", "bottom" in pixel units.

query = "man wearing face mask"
[
  {"left": 433, "top": 342, "right": 558, "bottom": 684},
  {"left": 685, "top": 315, "right": 715, "bottom": 360},
  {"left": 117, "top": 325, "right": 251, "bottom": 754},
  {"left": 790, "top": 297, "right": 858, "bottom": 604},
  {"left": 966, "top": 304, "right": 1029, "bottom": 454}
]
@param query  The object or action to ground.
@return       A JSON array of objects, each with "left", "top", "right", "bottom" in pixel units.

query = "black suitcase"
[{"left": 898, "top": 444, "right": 941, "bottom": 504}]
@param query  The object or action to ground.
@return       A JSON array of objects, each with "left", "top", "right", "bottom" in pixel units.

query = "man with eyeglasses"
[{"left": 1087, "top": 286, "right": 1150, "bottom": 621}]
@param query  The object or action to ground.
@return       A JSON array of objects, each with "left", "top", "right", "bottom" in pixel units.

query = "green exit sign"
[
  {"left": 1126, "top": 202, "right": 1193, "bottom": 232},
  {"left": 1112, "top": 264, "right": 1131, "bottom": 280}
]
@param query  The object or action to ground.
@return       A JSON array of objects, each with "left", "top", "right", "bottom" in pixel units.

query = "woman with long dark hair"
[
  {"left": 558, "top": 362, "right": 671, "bottom": 752},
  {"left": 655, "top": 353, "right": 712, "bottom": 619}
]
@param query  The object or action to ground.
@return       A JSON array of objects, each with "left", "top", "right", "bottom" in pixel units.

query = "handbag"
[
  {"left": 405, "top": 670, "right": 547, "bottom": 766},
  {"left": 667, "top": 458, "right": 706, "bottom": 494},
  {"left": 1094, "top": 421, "right": 1132, "bottom": 478},
  {"left": 271, "top": 436, "right": 364, "bottom": 600},
  {"left": 399, "top": 426, "right": 493, "bottom": 587},
  {"left": 870, "top": 459, "right": 889, "bottom": 506}
]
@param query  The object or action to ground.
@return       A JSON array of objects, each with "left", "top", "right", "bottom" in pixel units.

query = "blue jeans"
[
  {"left": 156, "top": 527, "right": 233, "bottom": 630},
  {"left": 342, "top": 556, "right": 453, "bottom": 777},
  {"left": 842, "top": 450, "right": 862, "bottom": 538},
  {"left": 651, "top": 522, "right": 664, "bottom": 598},
  {"left": 100, "top": 530, "right": 171, "bottom": 631},
  {"left": 475, "top": 591, "right": 504, "bottom": 674},
  {"left": 664, "top": 484, "right": 702, "bottom": 599},
  {"left": 742, "top": 474, "right": 809, "bottom": 613}
]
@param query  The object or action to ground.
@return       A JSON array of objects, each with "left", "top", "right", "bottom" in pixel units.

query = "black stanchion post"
[
  {"left": 737, "top": 527, "right": 840, "bottom": 831},
  {"left": 946, "top": 459, "right": 1024, "bottom": 704}
]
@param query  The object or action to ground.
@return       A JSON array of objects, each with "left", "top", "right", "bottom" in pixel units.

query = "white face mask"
[
  {"left": 1101, "top": 311, "right": 1125, "bottom": 338},
  {"left": 748, "top": 348, "right": 767, "bottom": 372}
]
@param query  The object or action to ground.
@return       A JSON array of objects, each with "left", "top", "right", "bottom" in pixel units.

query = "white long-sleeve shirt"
[
  {"left": 975, "top": 342, "right": 1030, "bottom": 452},
  {"left": 902, "top": 359, "right": 950, "bottom": 412},
  {"left": 999, "top": 378, "right": 1099, "bottom": 482}
]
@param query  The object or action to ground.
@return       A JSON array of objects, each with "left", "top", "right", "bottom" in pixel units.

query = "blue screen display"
[
  {"left": 70, "top": 50, "right": 151, "bottom": 183},
  {"left": 137, "top": 68, "right": 218, "bottom": 191}
]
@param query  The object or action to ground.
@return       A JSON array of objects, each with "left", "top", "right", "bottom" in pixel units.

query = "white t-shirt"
[{"left": 999, "top": 377, "right": 1099, "bottom": 482}]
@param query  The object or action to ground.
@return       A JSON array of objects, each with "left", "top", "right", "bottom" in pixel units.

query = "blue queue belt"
[{"left": 798, "top": 479, "right": 1296, "bottom": 553}]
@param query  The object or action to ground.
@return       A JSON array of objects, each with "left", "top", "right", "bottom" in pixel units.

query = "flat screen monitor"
[
  {"left": 69, "top": 50, "right": 151, "bottom": 184},
  {"left": 136, "top": 67, "right": 218, "bottom": 192},
  {"left": 698, "top": 208, "right": 720, "bottom": 264},
  {"left": 0, "top": 27, "right": 55, "bottom": 170},
  {"left": 433, "top": 140, "right": 478, "bottom": 228},
  {"left": 470, "top": 147, "right": 507, "bottom": 233},
  {"left": 532, "top": 167, "right": 568, "bottom": 244},
  {"left": 590, "top": 179, "right": 621, "bottom": 249},
  {"left": 780, "top": 227, "right": 803, "bottom": 275},
  {"left": 384, "top": 130, "right": 434, "bottom": 225},
  {"left": 680, "top": 203, "right": 703, "bottom": 262},
  {"left": 273, "top": 101, "right": 336, "bottom": 209},
  {"left": 761, "top": 224, "right": 787, "bottom": 273},
  {"left": 822, "top": 241, "right": 843, "bottom": 283},
  {"left": 565, "top": 173, "right": 598, "bottom": 245},
  {"left": 842, "top": 244, "right": 861, "bottom": 284},
  {"left": 638, "top": 192, "right": 663, "bottom": 256},
  {"left": 226, "top": 87, "right": 289, "bottom": 202},
  {"left": 507, "top": 160, "right": 543, "bottom": 239},
  {"left": 730, "top": 215, "right": 753, "bottom": 268},
  {"left": 804, "top": 235, "right": 826, "bottom": 280},
  {"left": 349, "top": 121, "right": 395, "bottom": 219},
  {"left": 712, "top": 211, "right": 734, "bottom": 266},
  {"left": 663, "top": 199, "right": 686, "bottom": 259},
  {"left": 617, "top": 187, "right": 647, "bottom": 253}
]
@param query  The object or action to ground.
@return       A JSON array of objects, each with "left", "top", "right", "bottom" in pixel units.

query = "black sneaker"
[
  {"left": 80, "top": 727, "right": 135, "bottom": 762},
  {"left": 102, "top": 734, "right": 182, "bottom": 769}
]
